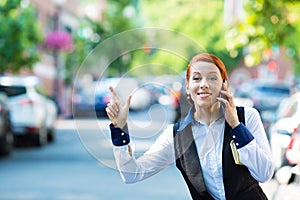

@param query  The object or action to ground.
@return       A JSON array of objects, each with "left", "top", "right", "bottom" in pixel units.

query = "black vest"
[{"left": 173, "top": 107, "right": 267, "bottom": 200}]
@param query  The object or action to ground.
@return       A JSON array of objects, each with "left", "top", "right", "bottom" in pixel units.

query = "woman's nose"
[{"left": 200, "top": 78, "right": 209, "bottom": 89}]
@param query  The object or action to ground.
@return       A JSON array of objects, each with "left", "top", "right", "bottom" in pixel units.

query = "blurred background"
[{"left": 1, "top": 0, "right": 300, "bottom": 199}]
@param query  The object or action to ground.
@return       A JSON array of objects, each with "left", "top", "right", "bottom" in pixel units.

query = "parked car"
[
  {"left": 129, "top": 86, "right": 152, "bottom": 111},
  {"left": 235, "top": 79, "right": 291, "bottom": 133},
  {"left": 73, "top": 77, "right": 151, "bottom": 118},
  {"left": 0, "top": 92, "right": 13, "bottom": 156},
  {"left": 269, "top": 92, "right": 300, "bottom": 169},
  {"left": 72, "top": 82, "right": 98, "bottom": 117},
  {"left": 235, "top": 80, "right": 291, "bottom": 112},
  {"left": 0, "top": 76, "right": 58, "bottom": 146},
  {"left": 274, "top": 125, "right": 300, "bottom": 190},
  {"left": 285, "top": 124, "right": 300, "bottom": 166}
]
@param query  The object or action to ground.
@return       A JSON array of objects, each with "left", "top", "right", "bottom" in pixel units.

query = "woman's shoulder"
[
  {"left": 155, "top": 124, "right": 174, "bottom": 143},
  {"left": 243, "top": 106, "right": 259, "bottom": 114},
  {"left": 243, "top": 106, "right": 262, "bottom": 121}
]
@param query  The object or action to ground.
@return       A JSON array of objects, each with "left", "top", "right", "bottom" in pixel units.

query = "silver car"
[
  {"left": 269, "top": 92, "right": 300, "bottom": 169},
  {"left": 0, "top": 76, "right": 58, "bottom": 146}
]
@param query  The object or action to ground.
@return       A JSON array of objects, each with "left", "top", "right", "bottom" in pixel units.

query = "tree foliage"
[
  {"left": 102, "top": 0, "right": 139, "bottom": 75},
  {"left": 283, "top": 1, "right": 300, "bottom": 75},
  {"left": 225, "top": 0, "right": 300, "bottom": 75},
  {"left": 64, "top": 16, "right": 105, "bottom": 84},
  {"left": 0, "top": 0, "right": 42, "bottom": 73},
  {"left": 65, "top": 0, "right": 138, "bottom": 80},
  {"left": 132, "top": 0, "right": 243, "bottom": 75}
]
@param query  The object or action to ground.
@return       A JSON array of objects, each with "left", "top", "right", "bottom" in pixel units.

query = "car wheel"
[
  {"left": 47, "top": 128, "right": 55, "bottom": 142},
  {"left": 0, "top": 133, "right": 13, "bottom": 156},
  {"left": 34, "top": 125, "right": 47, "bottom": 147},
  {"left": 0, "top": 112, "right": 13, "bottom": 156}
]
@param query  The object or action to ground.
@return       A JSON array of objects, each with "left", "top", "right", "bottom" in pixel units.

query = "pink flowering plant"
[{"left": 45, "top": 31, "right": 74, "bottom": 52}]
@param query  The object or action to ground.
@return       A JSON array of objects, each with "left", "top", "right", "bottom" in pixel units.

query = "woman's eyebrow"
[{"left": 192, "top": 71, "right": 218, "bottom": 74}]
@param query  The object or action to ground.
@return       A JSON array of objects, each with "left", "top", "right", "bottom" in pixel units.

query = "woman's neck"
[{"left": 194, "top": 103, "right": 223, "bottom": 126}]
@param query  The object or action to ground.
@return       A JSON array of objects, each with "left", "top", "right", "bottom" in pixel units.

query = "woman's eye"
[
  {"left": 209, "top": 76, "right": 217, "bottom": 81},
  {"left": 193, "top": 77, "right": 200, "bottom": 81}
]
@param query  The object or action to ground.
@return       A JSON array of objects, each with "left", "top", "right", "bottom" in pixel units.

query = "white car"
[
  {"left": 0, "top": 76, "right": 58, "bottom": 146},
  {"left": 269, "top": 92, "right": 300, "bottom": 169}
]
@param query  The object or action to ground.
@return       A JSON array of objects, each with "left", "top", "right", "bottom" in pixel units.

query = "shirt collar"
[
  {"left": 177, "top": 106, "right": 195, "bottom": 131},
  {"left": 177, "top": 106, "right": 225, "bottom": 131}
]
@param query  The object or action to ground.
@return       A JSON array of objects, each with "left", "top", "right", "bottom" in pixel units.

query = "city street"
[
  {"left": 0, "top": 106, "right": 299, "bottom": 200},
  {"left": 1, "top": 1, "right": 300, "bottom": 199},
  {"left": 0, "top": 107, "right": 191, "bottom": 200}
]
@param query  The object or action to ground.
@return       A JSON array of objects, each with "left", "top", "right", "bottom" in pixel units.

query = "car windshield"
[{"left": 0, "top": 85, "right": 26, "bottom": 97}]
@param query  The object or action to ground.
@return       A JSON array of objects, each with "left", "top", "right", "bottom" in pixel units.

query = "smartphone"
[{"left": 219, "top": 83, "right": 228, "bottom": 108}]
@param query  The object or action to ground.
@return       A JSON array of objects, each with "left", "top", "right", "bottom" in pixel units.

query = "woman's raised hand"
[{"left": 105, "top": 86, "right": 132, "bottom": 129}]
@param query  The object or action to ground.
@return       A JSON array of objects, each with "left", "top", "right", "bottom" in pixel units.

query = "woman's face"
[{"left": 186, "top": 61, "right": 223, "bottom": 108}]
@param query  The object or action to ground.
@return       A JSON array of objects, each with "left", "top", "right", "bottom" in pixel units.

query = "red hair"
[{"left": 186, "top": 53, "right": 228, "bottom": 83}]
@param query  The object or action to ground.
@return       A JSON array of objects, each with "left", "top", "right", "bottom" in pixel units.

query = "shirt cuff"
[
  {"left": 230, "top": 123, "right": 254, "bottom": 149},
  {"left": 109, "top": 123, "right": 130, "bottom": 146}
]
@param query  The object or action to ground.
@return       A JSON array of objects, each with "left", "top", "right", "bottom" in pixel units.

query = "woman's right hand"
[{"left": 105, "top": 86, "right": 131, "bottom": 129}]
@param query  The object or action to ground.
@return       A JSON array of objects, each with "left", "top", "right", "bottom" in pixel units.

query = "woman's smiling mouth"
[{"left": 197, "top": 92, "right": 212, "bottom": 98}]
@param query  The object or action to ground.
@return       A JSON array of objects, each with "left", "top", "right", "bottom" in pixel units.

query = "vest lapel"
[{"left": 174, "top": 124, "right": 207, "bottom": 194}]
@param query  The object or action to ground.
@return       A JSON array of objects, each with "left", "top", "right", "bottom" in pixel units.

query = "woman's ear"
[{"left": 185, "top": 81, "right": 189, "bottom": 94}]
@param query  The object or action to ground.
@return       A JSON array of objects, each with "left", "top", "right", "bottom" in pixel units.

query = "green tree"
[
  {"left": 65, "top": 0, "right": 138, "bottom": 81},
  {"left": 225, "top": 0, "right": 300, "bottom": 75},
  {"left": 64, "top": 17, "right": 105, "bottom": 84},
  {"left": 284, "top": 1, "right": 300, "bottom": 75},
  {"left": 132, "top": 0, "right": 243, "bottom": 75},
  {"left": 102, "top": 0, "right": 139, "bottom": 75},
  {"left": 0, "top": 0, "right": 42, "bottom": 73}
]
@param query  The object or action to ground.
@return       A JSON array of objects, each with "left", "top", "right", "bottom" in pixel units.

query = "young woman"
[{"left": 106, "top": 53, "right": 274, "bottom": 200}]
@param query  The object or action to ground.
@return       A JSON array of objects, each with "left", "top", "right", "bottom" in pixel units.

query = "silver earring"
[{"left": 187, "top": 94, "right": 191, "bottom": 100}]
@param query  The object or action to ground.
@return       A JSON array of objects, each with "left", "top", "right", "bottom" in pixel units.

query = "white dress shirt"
[{"left": 113, "top": 107, "right": 274, "bottom": 200}]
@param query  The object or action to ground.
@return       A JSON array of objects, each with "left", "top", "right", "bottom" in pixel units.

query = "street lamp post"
[
  {"left": 52, "top": 0, "right": 65, "bottom": 115},
  {"left": 45, "top": 0, "right": 73, "bottom": 117},
  {"left": 53, "top": 12, "right": 60, "bottom": 114}
]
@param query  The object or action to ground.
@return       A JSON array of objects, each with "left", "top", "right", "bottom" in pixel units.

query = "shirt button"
[
  {"left": 236, "top": 143, "right": 239, "bottom": 146},
  {"left": 121, "top": 132, "right": 125, "bottom": 136},
  {"left": 232, "top": 135, "right": 236, "bottom": 139},
  {"left": 123, "top": 140, "right": 126, "bottom": 144}
]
